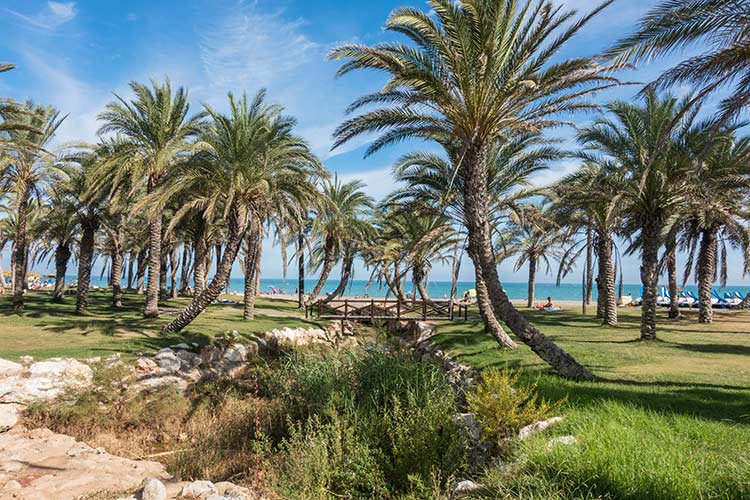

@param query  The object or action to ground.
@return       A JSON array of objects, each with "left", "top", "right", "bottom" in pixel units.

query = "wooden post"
[{"left": 370, "top": 298, "right": 374, "bottom": 321}]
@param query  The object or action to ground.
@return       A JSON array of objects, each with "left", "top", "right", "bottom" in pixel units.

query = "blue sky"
[{"left": 1, "top": 0, "right": 749, "bottom": 285}]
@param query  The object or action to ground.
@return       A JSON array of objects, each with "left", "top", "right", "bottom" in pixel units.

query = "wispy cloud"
[
  {"left": 339, "top": 166, "right": 400, "bottom": 203},
  {"left": 199, "top": 1, "right": 319, "bottom": 89},
  {"left": 5, "top": 1, "right": 77, "bottom": 30}
]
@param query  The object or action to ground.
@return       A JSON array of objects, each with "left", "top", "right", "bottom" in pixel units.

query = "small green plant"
[{"left": 466, "top": 369, "right": 561, "bottom": 443}]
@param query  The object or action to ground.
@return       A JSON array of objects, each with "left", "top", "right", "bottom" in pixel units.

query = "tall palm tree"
[
  {"left": 0, "top": 102, "right": 65, "bottom": 311},
  {"left": 555, "top": 162, "right": 623, "bottom": 325},
  {"left": 578, "top": 91, "right": 695, "bottom": 339},
  {"left": 306, "top": 176, "right": 373, "bottom": 304},
  {"left": 679, "top": 129, "right": 750, "bottom": 323},
  {"left": 607, "top": 0, "right": 750, "bottom": 127},
  {"left": 158, "top": 90, "right": 322, "bottom": 332},
  {"left": 497, "top": 201, "right": 568, "bottom": 308},
  {"left": 329, "top": 0, "right": 621, "bottom": 379},
  {"left": 97, "top": 78, "right": 203, "bottom": 318}
]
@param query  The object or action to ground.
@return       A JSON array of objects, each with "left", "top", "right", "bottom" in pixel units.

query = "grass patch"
[{"left": 0, "top": 290, "right": 326, "bottom": 360}]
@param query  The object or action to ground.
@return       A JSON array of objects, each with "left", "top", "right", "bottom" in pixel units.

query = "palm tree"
[
  {"left": 329, "top": 0, "right": 621, "bottom": 379},
  {"left": 578, "top": 91, "right": 695, "bottom": 339},
  {"left": 97, "top": 78, "right": 203, "bottom": 318},
  {"left": 679, "top": 129, "right": 750, "bottom": 323},
  {"left": 0, "top": 102, "right": 65, "bottom": 310},
  {"left": 555, "top": 162, "right": 623, "bottom": 325},
  {"left": 497, "top": 201, "right": 568, "bottom": 308},
  {"left": 607, "top": 0, "right": 750, "bottom": 127},
  {"left": 306, "top": 176, "right": 373, "bottom": 304},
  {"left": 158, "top": 90, "right": 322, "bottom": 333}
]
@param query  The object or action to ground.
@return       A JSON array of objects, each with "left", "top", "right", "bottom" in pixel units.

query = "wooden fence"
[{"left": 306, "top": 298, "right": 468, "bottom": 322}]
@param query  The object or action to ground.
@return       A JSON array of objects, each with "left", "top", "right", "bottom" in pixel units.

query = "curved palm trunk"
[
  {"left": 450, "top": 242, "right": 462, "bottom": 299},
  {"left": 383, "top": 269, "right": 406, "bottom": 302},
  {"left": 697, "top": 227, "right": 717, "bottom": 324},
  {"left": 306, "top": 237, "right": 336, "bottom": 304},
  {"left": 110, "top": 228, "right": 125, "bottom": 307},
  {"left": 12, "top": 190, "right": 29, "bottom": 311},
  {"left": 323, "top": 252, "right": 354, "bottom": 303},
  {"left": 666, "top": 245, "right": 680, "bottom": 319},
  {"left": 472, "top": 250, "right": 518, "bottom": 349},
  {"left": 596, "top": 231, "right": 617, "bottom": 326},
  {"left": 0, "top": 238, "right": 6, "bottom": 295},
  {"left": 297, "top": 231, "right": 305, "bottom": 308},
  {"left": 193, "top": 223, "right": 207, "bottom": 296},
  {"left": 463, "top": 144, "right": 591, "bottom": 379},
  {"left": 526, "top": 254, "right": 537, "bottom": 307},
  {"left": 144, "top": 217, "right": 162, "bottom": 317},
  {"left": 585, "top": 224, "right": 594, "bottom": 306},
  {"left": 163, "top": 211, "right": 247, "bottom": 333},
  {"left": 136, "top": 247, "right": 148, "bottom": 294},
  {"left": 52, "top": 243, "right": 72, "bottom": 302},
  {"left": 75, "top": 222, "right": 97, "bottom": 314},
  {"left": 639, "top": 219, "right": 660, "bottom": 339},
  {"left": 243, "top": 219, "right": 261, "bottom": 320},
  {"left": 415, "top": 271, "right": 430, "bottom": 301}
]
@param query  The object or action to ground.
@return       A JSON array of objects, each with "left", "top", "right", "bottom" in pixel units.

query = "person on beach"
[{"left": 537, "top": 296, "right": 559, "bottom": 311}]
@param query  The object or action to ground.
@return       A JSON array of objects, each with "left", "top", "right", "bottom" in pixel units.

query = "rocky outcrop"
[
  {"left": 0, "top": 357, "right": 93, "bottom": 404},
  {"left": 518, "top": 416, "right": 564, "bottom": 440}
]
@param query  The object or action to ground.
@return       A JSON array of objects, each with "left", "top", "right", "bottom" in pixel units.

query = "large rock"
[
  {"left": 0, "top": 358, "right": 93, "bottom": 403},
  {"left": 141, "top": 478, "right": 167, "bottom": 500},
  {"left": 200, "top": 344, "right": 256, "bottom": 380},
  {"left": 0, "top": 359, "right": 22, "bottom": 378},
  {"left": 179, "top": 480, "right": 218, "bottom": 497},
  {"left": 154, "top": 349, "right": 181, "bottom": 375},
  {"left": 518, "top": 416, "right": 564, "bottom": 440},
  {"left": 264, "top": 327, "right": 330, "bottom": 348},
  {"left": 0, "top": 404, "right": 21, "bottom": 431}
]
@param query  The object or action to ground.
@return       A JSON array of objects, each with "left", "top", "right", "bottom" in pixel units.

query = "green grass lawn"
[
  {"left": 0, "top": 290, "right": 326, "bottom": 360},
  {"left": 432, "top": 306, "right": 750, "bottom": 500}
]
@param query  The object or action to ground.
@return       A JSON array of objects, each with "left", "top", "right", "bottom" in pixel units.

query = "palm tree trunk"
[
  {"left": 127, "top": 252, "right": 135, "bottom": 290},
  {"left": 243, "top": 219, "right": 261, "bottom": 320},
  {"left": 169, "top": 245, "right": 179, "bottom": 299},
  {"left": 110, "top": 228, "right": 124, "bottom": 307},
  {"left": 585, "top": 224, "right": 594, "bottom": 305},
  {"left": 144, "top": 217, "right": 162, "bottom": 317},
  {"left": 159, "top": 248, "right": 168, "bottom": 297},
  {"left": 462, "top": 144, "right": 591, "bottom": 379},
  {"left": 527, "top": 254, "right": 536, "bottom": 307},
  {"left": 697, "top": 227, "right": 717, "bottom": 324},
  {"left": 0, "top": 237, "right": 6, "bottom": 295},
  {"left": 215, "top": 244, "right": 222, "bottom": 276},
  {"left": 12, "top": 189, "right": 29, "bottom": 311},
  {"left": 75, "top": 221, "right": 97, "bottom": 314},
  {"left": 193, "top": 223, "right": 207, "bottom": 296},
  {"left": 322, "top": 252, "right": 354, "bottom": 303},
  {"left": 666, "top": 244, "right": 680, "bottom": 319},
  {"left": 306, "top": 237, "right": 336, "bottom": 304},
  {"left": 471, "top": 249, "right": 518, "bottom": 349},
  {"left": 639, "top": 219, "right": 660, "bottom": 339},
  {"left": 163, "top": 210, "right": 247, "bottom": 333},
  {"left": 52, "top": 242, "right": 72, "bottom": 301},
  {"left": 597, "top": 231, "right": 617, "bottom": 326},
  {"left": 297, "top": 230, "right": 305, "bottom": 308},
  {"left": 179, "top": 243, "right": 190, "bottom": 293},
  {"left": 136, "top": 247, "right": 147, "bottom": 294},
  {"left": 450, "top": 242, "right": 462, "bottom": 299},
  {"left": 415, "top": 268, "right": 430, "bottom": 301}
]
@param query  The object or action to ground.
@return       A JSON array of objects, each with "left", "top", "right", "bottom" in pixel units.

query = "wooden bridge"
[{"left": 306, "top": 298, "right": 469, "bottom": 322}]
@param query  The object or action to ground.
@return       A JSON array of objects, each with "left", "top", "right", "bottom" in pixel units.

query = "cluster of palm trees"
[{"left": 2, "top": 0, "right": 749, "bottom": 380}]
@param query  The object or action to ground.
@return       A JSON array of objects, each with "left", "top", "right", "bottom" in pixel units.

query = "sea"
[{"left": 68, "top": 276, "right": 750, "bottom": 301}]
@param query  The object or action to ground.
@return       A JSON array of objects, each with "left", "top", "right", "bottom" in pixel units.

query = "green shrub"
[{"left": 466, "top": 369, "right": 560, "bottom": 443}]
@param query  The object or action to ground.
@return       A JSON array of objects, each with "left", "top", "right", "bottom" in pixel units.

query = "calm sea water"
[{"left": 70, "top": 276, "right": 750, "bottom": 301}]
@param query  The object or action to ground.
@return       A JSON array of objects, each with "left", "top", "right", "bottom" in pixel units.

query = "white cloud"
[
  {"left": 529, "top": 159, "right": 580, "bottom": 188},
  {"left": 5, "top": 1, "right": 77, "bottom": 30},
  {"left": 199, "top": 1, "right": 319, "bottom": 89}
]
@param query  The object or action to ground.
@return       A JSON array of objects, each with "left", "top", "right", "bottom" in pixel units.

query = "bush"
[{"left": 466, "top": 369, "right": 560, "bottom": 444}]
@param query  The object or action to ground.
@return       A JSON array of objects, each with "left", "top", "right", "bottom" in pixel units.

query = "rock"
[
  {"left": 0, "top": 403, "right": 21, "bottom": 431},
  {"left": 1, "top": 480, "right": 22, "bottom": 491},
  {"left": 179, "top": 480, "right": 218, "bottom": 497},
  {"left": 453, "top": 479, "right": 482, "bottom": 495},
  {"left": 546, "top": 435, "right": 578, "bottom": 450},
  {"left": 105, "top": 353, "right": 123, "bottom": 366},
  {"left": 18, "top": 355, "right": 33, "bottom": 365},
  {"left": 136, "top": 376, "right": 189, "bottom": 393},
  {"left": 176, "top": 350, "right": 202, "bottom": 370},
  {"left": 86, "top": 356, "right": 102, "bottom": 364},
  {"left": 0, "top": 358, "right": 93, "bottom": 403},
  {"left": 141, "top": 478, "right": 167, "bottom": 500},
  {"left": 170, "top": 343, "right": 192, "bottom": 351},
  {"left": 0, "top": 358, "right": 22, "bottom": 378},
  {"left": 200, "top": 344, "right": 255, "bottom": 380},
  {"left": 154, "top": 349, "right": 181, "bottom": 375},
  {"left": 265, "top": 327, "right": 330, "bottom": 347},
  {"left": 215, "top": 482, "right": 251, "bottom": 498},
  {"left": 518, "top": 416, "right": 564, "bottom": 440},
  {"left": 135, "top": 357, "right": 161, "bottom": 377}
]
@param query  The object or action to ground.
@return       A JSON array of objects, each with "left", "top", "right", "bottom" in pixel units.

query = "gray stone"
[
  {"left": 176, "top": 350, "right": 202, "bottom": 370},
  {"left": 140, "top": 478, "right": 167, "bottom": 500},
  {"left": 0, "top": 358, "right": 93, "bottom": 403},
  {"left": 0, "top": 358, "right": 22, "bottom": 378},
  {"left": 0, "top": 404, "right": 21, "bottom": 431},
  {"left": 453, "top": 479, "right": 482, "bottom": 495},
  {"left": 154, "top": 350, "right": 181, "bottom": 375},
  {"left": 179, "top": 480, "right": 218, "bottom": 497},
  {"left": 170, "top": 343, "right": 192, "bottom": 351},
  {"left": 518, "top": 416, "right": 564, "bottom": 440}
]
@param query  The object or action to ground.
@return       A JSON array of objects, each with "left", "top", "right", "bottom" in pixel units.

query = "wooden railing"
[{"left": 306, "top": 298, "right": 468, "bottom": 322}]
